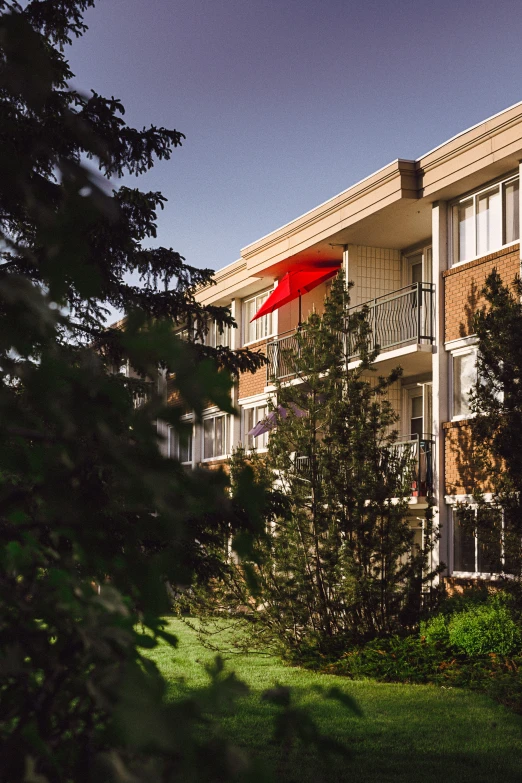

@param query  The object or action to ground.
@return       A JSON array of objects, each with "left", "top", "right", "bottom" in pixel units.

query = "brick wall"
[
  {"left": 443, "top": 244, "right": 519, "bottom": 498},
  {"left": 238, "top": 339, "right": 268, "bottom": 398},
  {"left": 444, "top": 244, "right": 520, "bottom": 342},
  {"left": 443, "top": 420, "right": 494, "bottom": 496}
]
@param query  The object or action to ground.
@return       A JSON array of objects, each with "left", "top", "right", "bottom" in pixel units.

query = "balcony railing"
[
  {"left": 346, "top": 282, "right": 435, "bottom": 359},
  {"left": 266, "top": 282, "right": 435, "bottom": 381},
  {"left": 387, "top": 434, "right": 434, "bottom": 497},
  {"left": 293, "top": 434, "right": 434, "bottom": 498}
]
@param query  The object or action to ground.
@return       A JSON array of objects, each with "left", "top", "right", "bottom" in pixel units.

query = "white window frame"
[
  {"left": 450, "top": 173, "right": 519, "bottom": 267},
  {"left": 241, "top": 401, "right": 270, "bottom": 451},
  {"left": 242, "top": 289, "right": 274, "bottom": 346},
  {"left": 203, "top": 318, "right": 231, "bottom": 349},
  {"left": 450, "top": 343, "right": 478, "bottom": 421},
  {"left": 202, "top": 411, "right": 228, "bottom": 461},
  {"left": 168, "top": 417, "right": 194, "bottom": 466},
  {"left": 450, "top": 505, "right": 515, "bottom": 579}
]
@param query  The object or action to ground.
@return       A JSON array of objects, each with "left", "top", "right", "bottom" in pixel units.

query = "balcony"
[
  {"left": 293, "top": 434, "right": 434, "bottom": 499},
  {"left": 346, "top": 282, "right": 435, "bottom": 360},
  {"left": 388, "top": 434, "right": 434, "bottom": 498},
  {"left": 267, "top": 282, "right": 435, "bottom": 382}
]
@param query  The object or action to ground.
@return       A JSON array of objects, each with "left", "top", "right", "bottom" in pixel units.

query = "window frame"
[
  {"left": 451, "top": 506, "right": 515, "bottom": 578},
  {"left": 242, "top": 289, "right": 274, "bottom": 346},
  {"left": 242, "top": 401, "right": 270, "bottom": 451},
  {"left": 450, "top": 344, "right": 478, "bottom": 421},
  {"left": 201, "top": 412, "right": 228, "bottom": 461},
  {"left": 168, "top": 417, "right": 194, "bottom": 466},
  {"left": 203, "top": 318, "right": 231, "bottom": 349},
  {"left": 450, "top": 173, "right": 519, "bottom": 268}
]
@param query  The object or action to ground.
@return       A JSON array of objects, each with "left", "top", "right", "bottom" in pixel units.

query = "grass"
[{"left": 147, "top": 618, "right": 522, "bottom": 783}]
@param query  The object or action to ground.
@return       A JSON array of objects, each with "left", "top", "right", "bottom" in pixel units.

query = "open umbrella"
[
  {"left": 251, "top": 262, "right": 341, "bottom": 326},
  {"left": 248, "top": 404, "right": 307, "bottom": 437}
]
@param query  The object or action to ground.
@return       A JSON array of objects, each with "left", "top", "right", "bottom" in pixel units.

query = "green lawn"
[{"left": 147, "top": 618, "right": 522, "bottom": 783}]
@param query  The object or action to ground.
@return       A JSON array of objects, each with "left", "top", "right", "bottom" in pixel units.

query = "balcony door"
[
  {"left": 404, "top": 246, "right": 432, "bottom": 285},
  {"left": 406, "top": 383, "right": 432, "bottom": 440}
]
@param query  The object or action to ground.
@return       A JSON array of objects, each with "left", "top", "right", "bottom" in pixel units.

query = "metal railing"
[
  {"left": 266, "top": 283, "right": 435, "bottom": 381},
  {"left": 266, "top": 329, "right": 314, "bottom": 382},
  {"left": 387, "top": 434, "right": 434, "bottom": 497},
  {"left": 292, "top": 434, "right": 434, "bottom": 497},
  {"left": 347, "top": 282, "right": 435, "bottom": 359}
]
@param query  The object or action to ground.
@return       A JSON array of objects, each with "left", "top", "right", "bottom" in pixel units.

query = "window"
[
  {"left": 452, "top": 175, "right": 519, "bottom": 264},
  {"left": 452, "top": 346, "right": 478, "bottom": 418},
  {"left": 243, "top": 291, "right": 273, "bottom": 344},
  {"left": 169, "top": 423, "right": 193, "bottom": 465},
  {"left": 203, "top": 414, "right": 228, "bottom": 459},
  {"left": 242, "top": 403, "right": 269, "bottom": 450},
  {"left": 453, "top": 507, "right": 518, "bottom": 575},
  {"left": 203, "top": 319, "right": 231, "bottom": 348}
]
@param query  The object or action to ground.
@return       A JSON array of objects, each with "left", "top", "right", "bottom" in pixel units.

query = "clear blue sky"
[{"left": 67, "top": 0, "right": 522, "bottom": 275}]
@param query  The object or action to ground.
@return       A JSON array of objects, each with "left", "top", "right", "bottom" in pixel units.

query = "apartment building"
[{"left": 162, "top": 102, "right": 522, "bottom": 585}]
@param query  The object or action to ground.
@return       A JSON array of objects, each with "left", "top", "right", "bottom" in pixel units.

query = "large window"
[
  {"left": 452, "top": 175, "right": 519, "bottom": 264},
  {"left": 453, "top": 508, "right": 518, "bottom": 575},
  {"left": 243, "top": 291, "right": 273, "bottom": 344},
  {"left": 203, "top": 414, "right": 228, "bottom": 460},
  {"left": 169, "top": 423, "right": 193, "bottom": 465},
  {"left": 242, "top": 403, "right": 269, "bottom": 450},
  {"left": 452, "top": 346, "right": 478, "bottom": 419}
]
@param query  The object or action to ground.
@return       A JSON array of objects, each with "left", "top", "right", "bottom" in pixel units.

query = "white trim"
[
  {"left": 449, "top": 240, "right": 519, "bottom": 270},
  {"left": 347, "top": 342, "right": 433, "bottom": 371},
  {"left": 201, "top": 411, "right": 229, "bottom": 461},
  {"left": 445, "top": 493, "right": 494, "bottom": 504},
  {"left": 420, "top": 101, "right": 522, "bottom": 161},
  {"left": 444, "top": 335, "right": 478, "bottom": 352},
  {"left": 238, "top": 391, "right": 271, "bottom": 405}
]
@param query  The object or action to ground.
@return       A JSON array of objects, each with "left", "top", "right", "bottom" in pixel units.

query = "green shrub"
[
  {"left": 421, "top": 614, "right": 450, "bottom": 646},
  {"left": 448, "top": 603, "right": 522, "bottom": 656}
]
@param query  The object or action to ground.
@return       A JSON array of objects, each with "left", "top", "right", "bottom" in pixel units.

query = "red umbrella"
[{"left": 251, "top": 262, "right": 341, "bottom": 325}]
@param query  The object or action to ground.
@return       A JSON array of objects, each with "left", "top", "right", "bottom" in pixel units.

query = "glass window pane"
[
  {"left": 244, "top": 407, "right": 254, "bottom": 448},
  {"left": 203, "top": 418, "right": 214, "bottom": 459},
  {"left": 458, "top": 199, "right": 474, "bottom": 262},
  {"left": 425, "top": 248, "right": 433, "bottom": 284},
  {"left": 169, "top": 427, "right": 176, "bottom": 458},
  {"left": 425, "top": 384, "right": 433, "bottom": 436},
  {"left": 258, "top": 405, "right": 268, "bottom": 449},
  {"left": 454, "top": 518, "right": 476, "bottom": 572},
  {"left": 179, "top": 427, "right": 192, "bottom": 464},
  {"left": 453, "top": 350, "right": 477, "bottom": 417},
  {"left": 477, "top": 188, "right": 501, "bottom": 256},
  {"left": 411, "top": 396, "right": 423, "bottom": 418},
  {"left": 215, "top": 416, "right": 225, "bottom": 456},
  {"left": 244, "top": 299, "right": 257, "bottom": 343},
  {"left": 504, "top": 509, "right": 521, "bottom": 575},
  {"left": 504, "top": 180, "right": 519, "bottom": 244},
  {"left": 477, "top": 507, "right": 502, "bottom": 573}
]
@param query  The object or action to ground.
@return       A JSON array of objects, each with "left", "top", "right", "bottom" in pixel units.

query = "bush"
[
  {"left": 421, "top": 591, "right": 522, "bottom": 657},
  {"left": 420, "top": 614, "right": 449, "bottom": 646},
  {"left": 448, "top": 602, "right": 522, "bottom": 656}
]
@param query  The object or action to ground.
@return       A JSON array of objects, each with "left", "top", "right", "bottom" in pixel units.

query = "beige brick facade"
[{"left": 444, "top": 244, "right": 520, "bottom": 343}]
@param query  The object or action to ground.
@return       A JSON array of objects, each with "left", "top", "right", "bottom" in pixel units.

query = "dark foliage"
[{"left": 0, "top": 3, "right": 271, "bottom": 781}]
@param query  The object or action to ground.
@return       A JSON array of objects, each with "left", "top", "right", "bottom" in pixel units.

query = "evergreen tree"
[
  {"left": 0, "top": 3, "right": 267, "bottom": 780},
  {"left": 221, "top": 277, "right": 439, "bottom": 658},
  {"left": 457, "top": 269, "right": 522, "bottom": 576}
]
